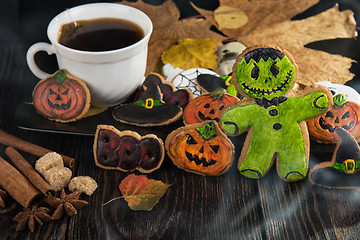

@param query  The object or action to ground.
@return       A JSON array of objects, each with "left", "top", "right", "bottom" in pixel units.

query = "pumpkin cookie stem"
[
  {"left": 53, "top": 70, "right": 67, "bottom": 84},
  {"left": 196, "top": 122, "right": 217, "bottom": 140}
]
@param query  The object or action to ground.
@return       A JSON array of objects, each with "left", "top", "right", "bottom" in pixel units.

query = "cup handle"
[{"left": 26, "top": 42, "right": 56, "bottom": 79}]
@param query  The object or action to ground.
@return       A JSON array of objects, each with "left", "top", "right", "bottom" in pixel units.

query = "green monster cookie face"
[{"left": 235, "top": 48, "right": 296, "bottom": 100}]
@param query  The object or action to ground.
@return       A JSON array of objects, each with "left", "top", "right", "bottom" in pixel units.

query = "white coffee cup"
[{"left": 26, "top": 3, "right": 153, "bottom": 107}]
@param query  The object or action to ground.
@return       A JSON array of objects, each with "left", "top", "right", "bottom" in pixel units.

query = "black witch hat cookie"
[
  {"left": 113, "top": 74, "right": 183, "bottom": 127},
  {"left": 309, "top": 127, "right": 360, "bottom": 189},
  {"left": 135, "top": 72, "right": 192, "bottom": 109}
]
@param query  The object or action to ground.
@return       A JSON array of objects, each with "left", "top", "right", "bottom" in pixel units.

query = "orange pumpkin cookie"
[
  {"left": 165, "top": 121, "right": 235, "bottom": 176},
  {"left": 32, "top": 69, "right": 91, "bottom": 123},
  {"left": 183, "top": 88, "right": 239, "bottom": 125},
  {"left": 306, "top": 94, "right": 360, "bottom": 144}
]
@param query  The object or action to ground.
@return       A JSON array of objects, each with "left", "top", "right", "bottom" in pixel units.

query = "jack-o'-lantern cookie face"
[
  {"left": 183, "top": 88, "right": 239, "bottom": 125},
  {"left": 234, "top": 47, "right": 296, "bottom": 100},
  {"left": 165, "top": 121, "right": 235, "bottom": 176},
  {"left": 32, "top": 69, "right": 91, "bottom": 122},
  {"left": 306, "top": 94, "right": 360, "bottom": 143}
]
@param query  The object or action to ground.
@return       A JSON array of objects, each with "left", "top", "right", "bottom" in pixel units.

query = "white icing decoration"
[
  {"left": 316, "top": 81, "right": 360, "bottom": 104},
  {"left": 217, "top": 42, "right": 246, "bottom": 75},
  {"left": 162, "top": 63, "right": 184, "bottom": 82},
  {"left": 172, "top": 68, "right": 219, "bottom": 97}
]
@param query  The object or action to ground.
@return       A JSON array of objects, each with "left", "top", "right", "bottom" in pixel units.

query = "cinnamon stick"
[
  {"left": 5, "top": 147, "right": 55, "bottom": 196},
  {"left": 0, "top": 156, "right": 41, "bottom": 207},
  {"left": 0, "top": 130, "right": 75, "bottom": 168}
]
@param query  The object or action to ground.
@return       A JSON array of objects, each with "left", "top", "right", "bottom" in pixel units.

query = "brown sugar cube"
[
  {"left": 35, "top": 152, "right": 64, "bottom": 176},
  {"left": 44, "top": 167, "right": 72, "bottom": 192},
  {"left": 68, "top": 176, "right": 98, "bottom": 196}
]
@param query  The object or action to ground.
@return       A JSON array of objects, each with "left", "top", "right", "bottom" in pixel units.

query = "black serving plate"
[{"left": 14, "top": 101, "right": 184, "bottom": 139}]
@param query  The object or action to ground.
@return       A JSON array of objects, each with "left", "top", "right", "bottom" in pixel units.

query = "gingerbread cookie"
[
  {"left": 93, "top": 125, "right": 164, "bottom": 173},
  {"left": 220, "top": 46, "right": 331, "bottom": 181},
  {"left": 32, "top": 69, "right": 91, "bottom": 123},
  {"left": 113, "top": 76, "right": 183, "bottom": 127},
  {"left": 306, "top": 93, "right": 360, "bottom": 144},
  {"left": 183, "top": 88, "right": 239, "bottom": 125},
  {"left": 165, "top": 121, "right": 235, "bottom": 176}
]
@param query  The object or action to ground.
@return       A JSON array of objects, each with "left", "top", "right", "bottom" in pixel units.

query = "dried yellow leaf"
[
  {"left": 83, "top": 106, "right": 107, "bottom": 118},
  {"left": 161, "top": 38, "right": 218, "bottom": 71},
  {"left": 214, "top": 6, "right": 248, "bottom": 30}
]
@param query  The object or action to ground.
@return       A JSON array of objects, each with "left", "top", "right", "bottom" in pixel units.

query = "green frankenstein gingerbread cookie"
[{"left": 221, "top": 46, "right": 330, "bottom": 181}]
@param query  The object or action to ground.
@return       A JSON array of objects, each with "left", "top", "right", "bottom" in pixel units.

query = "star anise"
[
  {"left": 13, "top": 203, "right": 51, "bottom": 232},
  {"left": 45, "top": 189, "right": 88, "bottom": 220},
  {"left": 0, "top": 189, "right": 7, "bottom": 208}
]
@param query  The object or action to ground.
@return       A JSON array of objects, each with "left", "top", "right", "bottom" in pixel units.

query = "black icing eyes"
[
  {"left": 270, "top": 63, "right": 279, "bottom": 77},
  {"left": 186, "top": 135, "right": 198, "bottom": 145},
  {"left": 325, "top": 111, "right": 334, "bottom": 118},
  {"left": 251, "top": 62, "right": 279, "bottom": 80},
  {"left": 342, "top": 111, "right": 350, "bottom": 119},
  {"left": 251, "top": 64, "right": 259, "bottom": 80},
  {"left": 210, "top": 145, "right": 220, "bottom": 154}
]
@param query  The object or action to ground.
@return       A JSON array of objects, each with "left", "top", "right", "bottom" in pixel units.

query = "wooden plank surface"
[{"left": 0, "top": 0, "right": 360, "bottom": 239}]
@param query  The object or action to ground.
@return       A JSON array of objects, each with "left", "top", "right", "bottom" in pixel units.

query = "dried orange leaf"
[
  {"left": 214, "top": 6, "right": 248, "bottom": 30},
  {"left": 119, "top": 174, "right": 170, "bottom": 211},
  {"left": 162, "top": 38, "right": 218, "bottom": 71}
]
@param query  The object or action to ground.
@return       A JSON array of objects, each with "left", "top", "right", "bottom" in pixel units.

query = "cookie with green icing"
[{"left": 220, "top": 46, "right": 331, "bottom": 181}]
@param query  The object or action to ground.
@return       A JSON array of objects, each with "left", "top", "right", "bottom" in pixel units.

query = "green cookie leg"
[
  {"left": 238, "top": 142, "right": 275, "bottom": 179},
  {"left": 276, "top": 144, "right": 308, "bottom": 181}
]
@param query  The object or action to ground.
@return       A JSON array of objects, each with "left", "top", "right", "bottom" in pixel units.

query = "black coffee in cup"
[{"left": 58, "top": 17, "right": 144, "bottom": 51}]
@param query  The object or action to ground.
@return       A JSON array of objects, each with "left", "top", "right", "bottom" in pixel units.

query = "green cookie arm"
[
  {"left": 292, "top": 91, "right": 329, "bottom": 121},
  {"left": 221, "top": 104, "right": 256, "bottom": 136}
]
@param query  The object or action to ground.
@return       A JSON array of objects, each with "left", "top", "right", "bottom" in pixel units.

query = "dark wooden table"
[{"left": 1, "top": 0, "right": 360, "bottom": 239}]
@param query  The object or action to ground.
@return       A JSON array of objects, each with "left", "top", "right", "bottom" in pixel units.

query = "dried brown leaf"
[
  {"left": 239, "top": 5, "right": 357, "bottom": 85},
  {"left": 214, "top": 6, "right": 248, "bottom": 30},
  {"left": 191, "top": 0, "right": 320, "bottom": 37},
  {"left": 119, "top": 0, "right": 226, "bottom": 72}
]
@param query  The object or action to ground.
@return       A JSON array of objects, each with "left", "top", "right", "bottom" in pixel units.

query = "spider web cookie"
[{"left": 172, "top": 68, "right": 218, "bottom": 97}]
